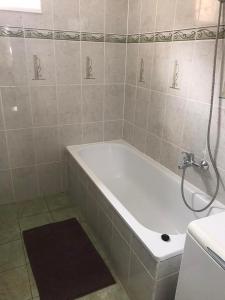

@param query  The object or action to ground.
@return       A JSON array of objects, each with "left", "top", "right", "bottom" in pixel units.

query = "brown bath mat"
[{"left": 23, "top": 218, "right": 115, "bottom": 300}]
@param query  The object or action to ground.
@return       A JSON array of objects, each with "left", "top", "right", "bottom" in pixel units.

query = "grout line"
[
  {"left": 124, "top": 120, "right": 185, "bottom": 156},
  {"left": 17, "top": 210, "right": 34, "bottom": 299},
  {"left": 51, "top": 0, "right": 63, "bottom": 192},
  {"left": 103, "top": 0, "right": 106, "bottom": 142},
  {"left": 24, "top": 33, "right": 41, "bottom": 199},
  {"left": 0, "top": 264, "right": 30, "bottom": 276},
  {"left": 131, "top": 247, "right": 156, "bottom": 280},
  {"left": 0, "top": 119, "right": 123, "bottom": 132},
  {"left": 153, "top": 0, "right": 158, "bottom": 35},
  {"left": 121, "top": 0, "right": 130, "bottom": 139},
  {"left": 78, "top": 0, "right": 84, "bottom": 146},
  {"left": 0, "top": 235, "right": 21, "bottom": 247},
  {"left": 172, "top": 0, "right": 179, "bottom": 34},
  {"left": 0, "top": 89, "right": 16, "bottom": 202}
]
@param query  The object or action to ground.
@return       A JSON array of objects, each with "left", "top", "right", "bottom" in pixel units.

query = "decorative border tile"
[
  {"left": 219, "top": 25, "right": 225, "bottom": 39},
  {"left": 81, "top": 32, "right": 104, "bottom": 42},
  {"left": 173, "top": 29, "right": 196, "bottom": 41},
  {"left": 140, "top": 33, "right": 155, "bottom": 43},
  {"left": 105, "top": 34, "right": 127, "bottom": 43},
  {"left": 25, "top": 28, "right": 53, "bottom": 39},
  {"left": 127, "top": 34, "right": 140, "bottom": 43},
  {"left": 196, "top": 27, "right": 217, "bottom": 40},
  {"left": 196, "top": 26, "right": 225, "bottom": 40},
  {"left": 0, "top": 26, "right": 23, "bottom": 38},
  {"left": 0, "top": 25, "right": 225, "bottom": 43},
  {"left": 54, "top": 30, "right": 80, "bottom": 41},
  {"left": 154, "top": 31, "right": 173, "bottom": 42}
]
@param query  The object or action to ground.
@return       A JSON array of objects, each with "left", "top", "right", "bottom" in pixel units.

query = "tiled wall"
[
  {"left": 123, "top": 0, "right": 225, "bottom": 205},
  {"left": 0, "top": 0, "right": 128, "bottom": 204},
  {"left": 1, "top": 0, "right": 225, "bottom": 206}
]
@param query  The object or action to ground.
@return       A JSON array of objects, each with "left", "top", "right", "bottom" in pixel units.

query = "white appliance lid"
[{"left": 188, "top": 212, "right": 225, "bottom": 263}]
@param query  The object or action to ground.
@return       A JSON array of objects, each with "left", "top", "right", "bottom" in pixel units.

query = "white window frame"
[{"left": 0, "top": 0, "right": 42, "bottom": 13}]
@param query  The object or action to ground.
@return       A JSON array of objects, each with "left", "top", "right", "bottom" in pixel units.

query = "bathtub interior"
[{"left": 72, "top": 141, "right": 224, "bottom": 236}]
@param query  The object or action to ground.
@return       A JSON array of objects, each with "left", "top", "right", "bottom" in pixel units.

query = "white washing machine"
[{"left": 175, "top": 212, "right": 225, "bottom": 300}]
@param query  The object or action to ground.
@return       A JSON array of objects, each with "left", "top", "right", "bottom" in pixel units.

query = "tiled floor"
[{"left": 0, "top": 193, "right": 130, "bottom": 300}]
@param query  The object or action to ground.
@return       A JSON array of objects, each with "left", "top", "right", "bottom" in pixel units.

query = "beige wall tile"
[
  {"left": 198, "top": 0, "right": 220, "bottom": 27},
  {"left": 0, "top": 132, "right": 9, "bottom": 170},
  {"left": 174, "top": 0, "right": 200, "bottom": 29},
  {"left": 105, "top": 43, "right": 126, "bottom": 83},
  {"left": 1, "top": 87, "right": 32, "bottom": 129},
  {"left": 155, "top": 0, "right": 176, "bottom": 32},
  {"left": 105, "top": 0, "right": 128, "bottom": 34},
  {"left": 12, "top": 167, "right": 39, "bottom": 202},
  {"left": 30, "top": 86, "right": 57, "bottom": 126},
  {"left": 147, "top": 91, "right": 166, "bottom": 137},
  {"left": 140, "top": 0, "right": 157, "bottom": 33},
  {"left": 126, "top": 44, "right": 139, "bottom": 85},
  {"left": 104, "top": 120, "right": 123, "bottom": 141},
  {"left": 160, "top": 141, "right": 180, "bottom": 174},
  {"left": 0, "top": 38, "right": 27, "bottom": 86},
  {"left": 128, "top": 0, "right": 141, "bottom": 34},
  {"left": 57, "top": 85, "right": 82, "bottom": 125},
  {"left": 53, "top": 0, "right": 80, "bottom": 31},
  {"left": 55, "top": 41, "right": 81, "bottom": 84},
  {"left": 162, "top": 95, "right": 186, "bottom": 145},
  {"left": 104, "top": 85, "right": 124, "bottom": 121},
  {"left": 7, "top": 129, "right": 35, "bottom": 168},
  {"left": 82, "top": 85, "right": 104, "bottom": 122},
  {"left": 34, "top": 127, "right": 60, "bottom": 164},
  {"left": 83, "top": 122, "right": 103, "bottom": 143},
  {"left": 0, "top": 170, "right": 13, "bottom": 204},
  {"left": 37, "top": 163, "right": 62, "bottom": 196},
  {"left": 134, "top": 87, "right": 150, "bottom": 129},
  {"left": 80, "top": 0, "right": 105, "bottom": 33},
  {"left": 124, "top": 85, "right": 136, "bottom": 123},
  {"left": 146, "top": 133, "right": 161, "bottom": 162}
]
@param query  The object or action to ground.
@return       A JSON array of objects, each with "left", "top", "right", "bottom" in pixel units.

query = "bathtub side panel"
[{"left": 67, "top": 151, "right": 181, "bottom": 300}]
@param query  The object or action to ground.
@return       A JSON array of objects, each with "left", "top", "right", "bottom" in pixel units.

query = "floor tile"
[
  {"left": 0, "top": 203, "right": 18, "bottom": 225},
  {"left": 19, "top": 213, "right": 52, "bottom": 231},
  {"left": 0, "top": 240, "right": 25, "bottom": 273},
  {"left": 0, "top": 222, "right": 21, "bottom": 245},
  {"left": 50, "top": 206, "right": 80, "bottom": 222},
  {"left": 0, "top": 193, "right": 130, "bottom": 300},
  {"left": 45, "top": 193, "right": 75, "bottom": 211},
  {"left": 17, "top": 198, "right": 48, "bottom": 219},
  {"left": 76, "top": 284, "right": 130, "bottom": 300},
  {"left": 0, "top": 266, "right": 31, "bottom": 300},
  {"left": 27, "top": 264, "right": 39, "bottom": 298}
]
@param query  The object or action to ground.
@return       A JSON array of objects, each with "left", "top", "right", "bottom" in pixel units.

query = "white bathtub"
[{"left": 67, "top": 140, "right": 224, "bottom": 261}]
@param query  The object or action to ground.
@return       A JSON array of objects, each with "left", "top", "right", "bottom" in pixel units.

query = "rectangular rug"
[{"left": 23, "top": 218, "right": 115, "bottom": 300}]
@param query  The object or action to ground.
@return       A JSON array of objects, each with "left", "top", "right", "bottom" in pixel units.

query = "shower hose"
[{"left": 181, "top": 1, "right": 223, "bottom": 212}]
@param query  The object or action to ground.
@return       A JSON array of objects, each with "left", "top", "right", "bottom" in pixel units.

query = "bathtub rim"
[{"left": 67, "top": 140, "right": 225, "bottom": 261}]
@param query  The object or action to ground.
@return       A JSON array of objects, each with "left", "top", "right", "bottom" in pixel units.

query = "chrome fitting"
[{"left": 178, "top": 152, "right": 209, "bottom": 171}]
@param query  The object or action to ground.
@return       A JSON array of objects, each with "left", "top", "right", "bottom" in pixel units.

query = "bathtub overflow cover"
[{"left": 161, "top": 234, "right": 170, "bottom": 242}]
